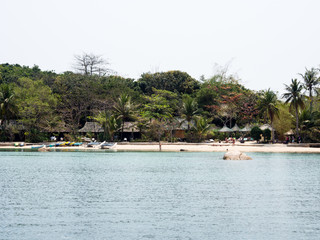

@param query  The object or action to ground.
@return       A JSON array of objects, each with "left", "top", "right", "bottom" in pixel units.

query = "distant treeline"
[{"left": 0, "top": 56, "right": 319, "bottom": 143}]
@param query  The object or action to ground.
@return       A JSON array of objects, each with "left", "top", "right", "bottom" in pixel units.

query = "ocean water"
[{"left": 0, "top": 151, "right": 319, "bottom": 240}]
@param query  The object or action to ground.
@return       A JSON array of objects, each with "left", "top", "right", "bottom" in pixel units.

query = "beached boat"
[
  {"left": 31, "top": 145, "right": 45, "bottom": 149},
  {"left": 100, "top": 142, "right": 117, "bottom": 149},
  {"left": 73, "top": 142, "right": 83, "bottom": 146},
  {"left": 87, "top": 142, "right": 101, "bottom": 147}
]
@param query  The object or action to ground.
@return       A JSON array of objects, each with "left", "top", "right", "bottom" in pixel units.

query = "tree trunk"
[
  {"left": 310, "top": 89, "right": 313, "bottom": 114},
  {"left": 295, "top": 105, "right": 299, "bottom": 137},
  {"left": 271, "top": 120, "right": 275, "bottom": 143},
  {"left": 121, "top": 120, "right": 124, "bottom": 141}
]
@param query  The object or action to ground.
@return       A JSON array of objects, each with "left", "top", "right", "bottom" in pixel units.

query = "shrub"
[
  {"left": 250, "top": 126, "right": 263, "bottom": 142},
  {"left": 263, "top": 129, "right": 271, "bottom": 142}
]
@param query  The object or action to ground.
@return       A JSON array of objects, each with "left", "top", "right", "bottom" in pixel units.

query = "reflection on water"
[{"left": 0, "top": 152, "right": 319, "bottom": 240}]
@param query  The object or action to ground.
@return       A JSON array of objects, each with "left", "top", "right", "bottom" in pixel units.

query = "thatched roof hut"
[{"left": 78, "top": 122, "right": 104, "bottom": 133}]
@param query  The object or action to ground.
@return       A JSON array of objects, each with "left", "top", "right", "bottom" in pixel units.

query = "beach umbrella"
[
  {"left": 231, "top": 123, "right": 240, "bottom": 131},
  {"left": 240, "top": 124, "right": 252, "bottom": 132},
  {"left": 219, "top": 125, "right": 233, "bottom": 132}
]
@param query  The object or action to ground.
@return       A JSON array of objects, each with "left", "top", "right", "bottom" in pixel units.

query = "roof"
[
  {"left": 284, "top": 129, "right": 294, "bottom": 135},
  {"left": 231, "top": 123, "right": 240, "bottom": 131},
  {"left": 219, "top": 125, "right": 233, "bottom": 132},
  {"left": 122, "top": 122, "right": 140, "bottom": 132},
  {"left": 260, "top": 124, "right": 274, "bottom": 131},
  {"left": 78, "top": 122, "right": 104, "bottom": 133},
  {"left": 240, "top": 124, "right": 252, "bottom": 132}
]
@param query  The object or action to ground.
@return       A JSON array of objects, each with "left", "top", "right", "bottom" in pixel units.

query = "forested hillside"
[{"left": 1, "top": 58, "right": 319, "bottom": 143}]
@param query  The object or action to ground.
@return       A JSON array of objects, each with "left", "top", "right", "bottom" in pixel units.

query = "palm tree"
[
  {"left": 299, "top": 68, "right": 319, "bottom": 113},
  {"left": 0, "top": 84, "right": 17, "bottom": 133},
  {"left": 259, "top": 89, "right": 279, "bottom": 143},
  {"left": 113, "top": 94, "right": 135, "bottom": 140},
  {"left": 94, "top": 111, "right": 119, "bottom": 141},
  {"left": 282, "top": 79, "right": 305, "bottom": 137},
  {"left": 193, "top": 116, "right": 211, "bottom": 142},
  {"left": 181, "top": 95, "right": 199, "bottom": 131}
]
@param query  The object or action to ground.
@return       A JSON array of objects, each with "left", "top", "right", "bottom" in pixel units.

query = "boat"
[
  {"left": 100, "top": 142, "right": 117, "bottom": 149},
  {"left": 73, "top": 142, "right": 83, "bottom": 146},
  {"left": 87, "top": 142, "right": 101, "bottom": 147},
  {"left": 31, "top": 145, "right": 45, "bottom": 149}
]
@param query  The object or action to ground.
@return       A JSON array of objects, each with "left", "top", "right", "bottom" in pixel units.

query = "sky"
[{"left": 2, "top": 0, "right": 320, "bottom": 94}]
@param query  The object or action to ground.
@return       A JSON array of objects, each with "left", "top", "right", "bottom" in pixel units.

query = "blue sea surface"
[{"left": 0, "top": 151, "right": 319, "bottom": 240}]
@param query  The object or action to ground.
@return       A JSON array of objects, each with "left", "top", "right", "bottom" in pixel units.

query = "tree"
[
  {"left": 14, "top": 78, "right": 58, "bottom": 135},
  {"left": 192, "top": 116, "right": 211, "bottom": 142},
  {"left": 251, "top": 126, "right": 263, "bottom": 143},
  {"left": 53, "top": 72, "right": 102, "bottom": 134},
  {"left": 181, "top": 95, "right": 199, "bottom": 130},
  {"left": 263, "top": 129, "right": 271, "bottom": 142},
  {"left": 0, "top": 83, "right": 17, "bottom": 129},
  {"left": 113, "top": 94, "right": 135, "bottom": 140},
  {"left": 298, "top": 109, "right": 320, "bottom": 142},
  {"left": 258, "top": 89, "right": 279, "bottom": 143},
  {"left": 137, "top": 71, "right": 199, "bottom": 95},
  {"left": 299, "top": 68, "right": 319, "bottom": 113},
  {"left": 73, "top": 53, "right": 112, "bottom": 76},
  {"left": 283, "top": 79, "right": 305, "bottom": 137},
  {"left": 141, "top": 94, "right": 173, "bottom": 121},
  {"left": 93, "top": 111, "right": 120, "bottom": 141}
]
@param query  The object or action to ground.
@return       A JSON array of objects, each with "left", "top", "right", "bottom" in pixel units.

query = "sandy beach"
[{"left": 1, "top": 142, "right": 320, "bottom": 153}]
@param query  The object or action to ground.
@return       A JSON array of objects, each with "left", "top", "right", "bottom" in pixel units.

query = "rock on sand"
[{"left": 223, "top": 150, "right": 252, "bottom": 160}]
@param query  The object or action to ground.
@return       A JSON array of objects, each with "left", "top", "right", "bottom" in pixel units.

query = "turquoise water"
[{"left": 0, "top": 151, "right": 319, "bottom": 240}]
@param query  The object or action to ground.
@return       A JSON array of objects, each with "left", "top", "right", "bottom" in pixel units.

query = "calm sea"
[{"left": 0, "top": 151, "right": 319, "bottom": 240}]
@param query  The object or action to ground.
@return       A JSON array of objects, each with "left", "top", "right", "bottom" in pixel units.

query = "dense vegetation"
[{"left": 1, "top": 57, "right": 320, "bottom": 143}]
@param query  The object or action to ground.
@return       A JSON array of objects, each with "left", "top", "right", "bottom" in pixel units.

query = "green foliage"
[
  {"left": 138, "top": 71, "right": 199, "bottom": 95},
  {"left": 2, "top": 62, "right": 320, "bottom": 143},
  {"left": 299, "top": 68, "right": 319, "bottom": 113},
  {"left": 0, "top": 83, "right": 17, "bottom": 122},
  {"left": 188, "top": 116, "right": 211, "bottom": 142},
  {"left": 0, "top": 63, "right": 56, "bottom": 85},
  {"left": 141, "top": 92, "right": 174, "bottom": 121},
  {"left": 14, "top": 78, "right": 58, "bottom": 131},
  {"left": 250, "top": 126, "right": 263, "bottom": 142},
  {"left": 181, "top": 95, "right": 199, "bottom": 130},
  {"left": 263, "top": 129, "right": 271, "bottom": 142},
  {"left": 24, "top": 128, "right": 48, "bottom": 143},
  {"left": 113, "top": 94, "right": 135, "bottom": 140},
  {"left": 273, "top": 102, "right": 294, "bottom": 141},
  {"left": 299, "top": 109, "right": 320, "bottom": 142},
  {"left": 283, "top": 79, "right": 305, "bottom": 136},
  {"left": 144, "top": 120, "right": 166, "bottom": 141},
  {"left": 93, "top": 111, "right": 120, "bottom": 141}
]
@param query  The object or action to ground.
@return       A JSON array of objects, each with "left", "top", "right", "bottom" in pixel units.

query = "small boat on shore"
[
  {"left": 31, "top": 145, "right": 45, "bottom": 149},
  {"left": 87, "top": 142, "right": 101, "bottom": 147},
  {"left": 100, "top": 142, "right": 117, "bottom": 149}
]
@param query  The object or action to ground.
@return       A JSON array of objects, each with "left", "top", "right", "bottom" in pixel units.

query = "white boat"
[{"left": 100, "top": 142, "right": 117, "bottom": 149}]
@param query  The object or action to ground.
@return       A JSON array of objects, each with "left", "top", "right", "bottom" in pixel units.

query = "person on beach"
[
  {"left": 298, "top": 136, "right": 302, "bottom": 144},
  {"left": 286, "top": 136, "right": 289, "bottom": 144}
]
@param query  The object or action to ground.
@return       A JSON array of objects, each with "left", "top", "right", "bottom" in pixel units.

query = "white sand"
[{"left": 1, "top": 142, "right": 320, "bottom": 153}]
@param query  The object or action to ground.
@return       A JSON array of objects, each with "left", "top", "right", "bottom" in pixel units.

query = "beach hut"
[{"left": 78, "top": 122, "right": 104, "bottom": 133}]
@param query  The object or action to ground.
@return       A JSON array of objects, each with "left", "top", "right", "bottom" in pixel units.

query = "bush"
[
  {"left": 24, "top": 129, "right": 48, "bottom": 143},
  {"left": 250, "top": 126, "right": 263, "bottom": 142},
  {"left": 263, "top": 129, "right": 271, "bottom": 142}
]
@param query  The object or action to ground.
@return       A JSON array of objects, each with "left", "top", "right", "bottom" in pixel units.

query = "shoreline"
[{"left": 1, "top": 142, "right": 320, "bottom": 153}]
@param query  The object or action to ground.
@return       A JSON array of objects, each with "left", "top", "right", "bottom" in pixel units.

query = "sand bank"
[{"left": 1, "top": 142, "right": 320, "bottom": 153}]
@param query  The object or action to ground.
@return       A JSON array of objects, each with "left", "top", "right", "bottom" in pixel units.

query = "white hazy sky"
[{"left": 2, "top": 0, "right": 320, "bottom": 93}]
